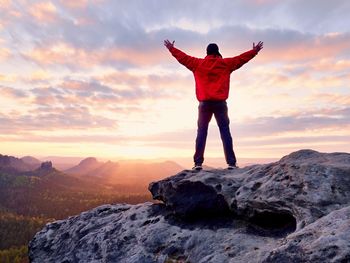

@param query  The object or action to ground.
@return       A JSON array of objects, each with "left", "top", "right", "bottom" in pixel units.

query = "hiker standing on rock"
[{"left": 164, "top": 39, "right": 263, "bottom": 171}]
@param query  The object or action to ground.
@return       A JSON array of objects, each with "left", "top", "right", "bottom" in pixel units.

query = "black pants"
[{"left": 193, "top": 100, "right": 236, "bottom": 166}]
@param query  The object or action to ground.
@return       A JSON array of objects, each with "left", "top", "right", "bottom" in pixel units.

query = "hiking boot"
[
  {"left": 192, "top": 164, "right": 203, "bottom": 171},
  {"left": 227, "top": 164, "right": 239, "bottom": 170}
]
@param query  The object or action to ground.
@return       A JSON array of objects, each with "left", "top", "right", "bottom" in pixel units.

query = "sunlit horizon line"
[
  {"left": 3, "top": 152, "right": 282, "bottom": 169},
  {"left": 2, "top": 148, "right": 327, "bottom": 165},
  {"left": 8, "top": 152, "right": 280, "bottom": 161}
]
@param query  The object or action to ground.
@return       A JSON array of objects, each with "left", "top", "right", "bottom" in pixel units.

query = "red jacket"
[{"left": 169, "top": 46, "right": 258, "bottom": 101}]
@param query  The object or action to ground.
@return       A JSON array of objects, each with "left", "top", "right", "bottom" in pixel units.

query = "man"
[{"left": 164, "top": 39, "right": 263, "bottom": 171}]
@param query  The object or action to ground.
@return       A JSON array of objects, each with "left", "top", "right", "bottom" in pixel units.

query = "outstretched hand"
[
  {"left": 164, "top": 39, "right": 175, "bottom": 50},
  {"left": 253, "top": 41, "right": 263, "bottom": 52}
]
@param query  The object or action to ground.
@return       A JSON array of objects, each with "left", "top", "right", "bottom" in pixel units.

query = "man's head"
[{"left": 206, "top": 43, "right": 222, "bottom": 57}]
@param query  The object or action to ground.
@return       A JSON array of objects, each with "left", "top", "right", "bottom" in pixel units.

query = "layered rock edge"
[{"left": 29, "top": 150, "right": 350, "bottom": 263}]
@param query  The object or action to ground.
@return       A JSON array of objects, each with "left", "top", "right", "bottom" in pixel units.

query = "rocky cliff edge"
[{"left": 29, "top": 149, "right": 350, "bottom": 263}]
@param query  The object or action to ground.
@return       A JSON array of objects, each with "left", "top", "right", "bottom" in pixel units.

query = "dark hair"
[{"left": 206, "top": 43, "right": 222, "bottom": 57}]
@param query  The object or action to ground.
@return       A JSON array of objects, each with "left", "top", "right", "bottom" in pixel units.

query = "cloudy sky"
[{"left": 1, "top": 0, "right": 349, "bottom": 165}]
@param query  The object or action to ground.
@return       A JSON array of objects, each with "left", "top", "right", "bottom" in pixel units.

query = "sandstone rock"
[
  {"left": 262, "top": 206, "right": 350, "bottom": 263},
  {"left": 150, "top": 149, "right": 350, "bottom": 230},
  {"left": 39, "top": 161, "right": 53, "bottom": 170},
  {"left": 29, "top": 149, "right": 350, "bottom": 263}
]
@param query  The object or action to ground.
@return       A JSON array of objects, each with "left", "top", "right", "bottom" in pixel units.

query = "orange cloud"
[
  {"left": 0, "top": 0, "right": 11, "bottom": 8},
  {"left": 24, "top": 70, "right": 52, "bottom": 83},
  {"left": 59, "top": 0, "right": 104, "bottom": 9},
  {"left": 258, "top": 33, "right": 350, "bottom": 63},
  {"left": 28, "top": 2, "right": 58, "bottom": 23},
  {"left": 103, "top": 47, "right": 166, "bottom": 66},
  {"left": 308, "top": 93, "right": 350, "bottom": 106},
  {"left": 23, "top": 42, "right": 168, "bottom": 68},
  {"left": 59, "top": 0, "right": 88, "bottom": 9},
  {"left": 1, "top": 86, "right": 27, "bottom": 98},
  {"left": 0, "top": 1, "right": 22, "bottom": 29},
  {"left": 0, "top": 74, "right": 16, "bottom": 82},
  {"left": 23, "top": 42, "right": 86, "bottom": 67},
  {"left": 310, "top": 58, "right": 350, "bottom": 72},
  {"left": 21, "top": 29, "right": 350, "bottom": 75},
  {"left": 0, "top": 47, "right": 10, "bottom": 61},
  {"left": 96, "top": 70, "right": 192, "bottom": 90}
]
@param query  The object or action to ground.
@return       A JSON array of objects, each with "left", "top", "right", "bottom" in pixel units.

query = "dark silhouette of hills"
[
  {"left": 0, "top": 153, "right": 184, "bottom": 219},
  {"left": 0, "top": 156, "right": 151, "bottom": 219},
  {"left": 0, "top": 153, "right": 184, "bottom": 195},
  {"left": 0, "top": 153, "right": 161, "bottom": 262},
  {"left": 0, "top": 154, "right": 36, "bottom": 174},
  {"left": 0, "top": 154, "right": 57, "bottom": 178}
]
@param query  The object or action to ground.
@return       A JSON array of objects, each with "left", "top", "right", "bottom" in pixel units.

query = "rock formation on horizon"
[
  {"left": 29, "top": 149, "right": 350, "bottom": 263},
  {"left": 0, "top": 154, "right": 36, "bottom": 173}
]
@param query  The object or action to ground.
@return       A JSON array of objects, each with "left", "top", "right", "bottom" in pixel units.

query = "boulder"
[{"left": 29, "top": 150, "right": 350, "bottom": 263}]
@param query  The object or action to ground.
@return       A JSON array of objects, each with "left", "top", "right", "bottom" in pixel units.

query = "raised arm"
[
  {"left": 164, "top": 39, "right": 175, "bottom": 50},
  {"left": 253, "top": 41, "right": 264, "bottom": 52},
  {"left": 225, "top": 41, "right": 263, "bottom": 72},
  {"left": 164, "top": 39, "right": 200, "bottom": 72}
]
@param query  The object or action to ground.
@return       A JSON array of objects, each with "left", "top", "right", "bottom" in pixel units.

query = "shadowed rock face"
[
  {"left": 150, "top": 149, "right": 350, "bottom": 230},
  {"left": 29, "top": 149, "right": 350, "bottom": 263}
]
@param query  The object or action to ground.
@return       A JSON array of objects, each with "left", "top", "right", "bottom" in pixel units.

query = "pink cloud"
[
  {"left": 308, "top": 93, "right": 350, "bottom": 106},
  {"left": 96, "top": 71, "right": 192, "bottom": 97},
  {"left": 24, "top": 70, "right": 52, "bottom": 84},
  {"left": 58, "top": 0, "right": 104, "bottom": 9},
  {"left": 22, "top": 41, "right": 172, "bottom": 70},
  {"left": 310, "top": 58, "right": 350, "bottom": 72},
  {"left": 58, "top": 0, "right": 88, "bottom": 9},
  {"left": 22, "top": 42, "right": 90, "bottom": 68},
  {"left": 0, "top": 104, "right": 117, "bottom": 132},
  {"left": 0, "top": 47, "right": 10, "bottom": 61},
  {"left": 0, "top": 1, "right": 22, "bottom": 31},
  {"left": 21, "top": 29, "right": 350, "bottom": 73},
  {"left": 1, "top": 86, "right": 27, "bottom": 98},
  {"left": 28, "top": 2, "right": 59, "bottom": 23},
  {"left": 260, "top": 33, "right": 350, "bottom": 63},
  {"left": 27, "top": 76, "right": 177, "bottom": 114}
]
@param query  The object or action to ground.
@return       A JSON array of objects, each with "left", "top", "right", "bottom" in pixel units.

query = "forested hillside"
[{"left": 0, "top": 169, "right": 152, "bottom": 262}]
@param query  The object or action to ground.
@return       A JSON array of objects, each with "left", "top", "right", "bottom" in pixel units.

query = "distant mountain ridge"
[
  {"left": 21, "top": 156, "right": 41, "bottom": 168},
  {"left": 41, "top": 156, "right": 86, "bottom": 170},
  {"left": 1, "top": 153, "right": 184, "bottom": 188},
  {"left": 24, "top": 161, "right": 57, "bottom": 177},
  {"left": 0, "top": 154, "right": 37, "bottom": 174},
  {"left": 0, "top": 154, "right": 58, "bottom": 177},
  {"left": 65, "top": 157, "right": 102, "bottom": 175},
  {"left": 65, "top": 157, "right": 184, "bottom": 185}
]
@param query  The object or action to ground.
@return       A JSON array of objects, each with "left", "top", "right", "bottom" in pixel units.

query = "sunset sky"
[{"left": 1, "top": 0, "right": 350, "bottom": 166}]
